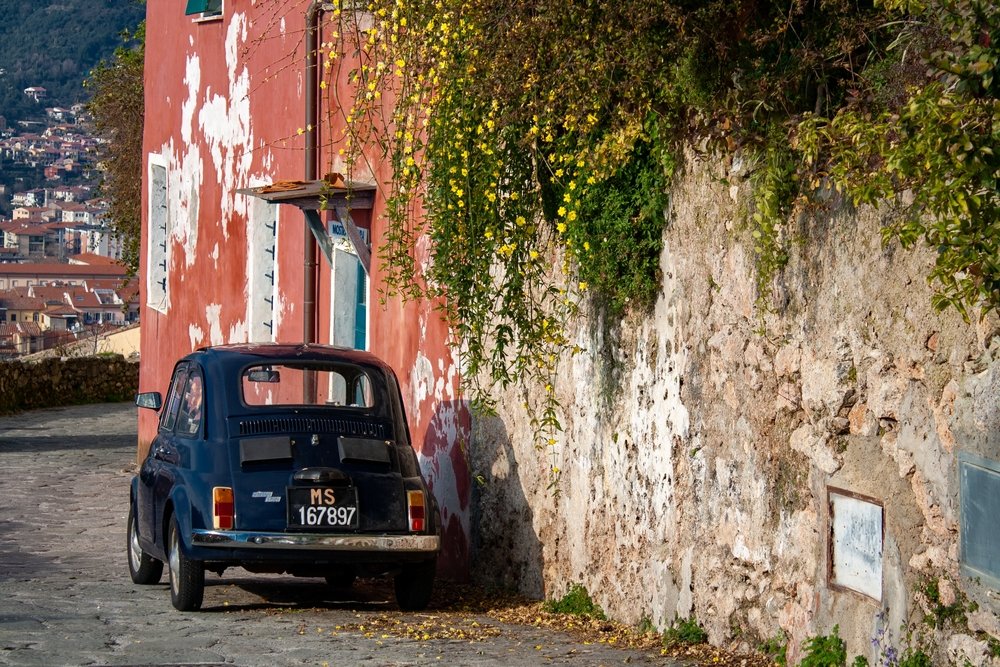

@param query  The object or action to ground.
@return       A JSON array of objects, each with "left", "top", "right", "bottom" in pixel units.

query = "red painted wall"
[{"left": 139, "top": 0, "right": 469, "bottom": 578}]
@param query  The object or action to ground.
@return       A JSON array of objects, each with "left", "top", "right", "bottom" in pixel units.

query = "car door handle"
[{"left": 153, "top": 446, "right": 173, "bottom": 462}]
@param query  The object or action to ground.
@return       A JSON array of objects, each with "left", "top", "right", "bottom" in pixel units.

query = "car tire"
[
  {"left": 394, "top": 557, "right": 436, "bottom": 611},
  {"left": 167, "top": 516, "right": 204, "bottom": 611},
  {"left": 127, "top": 504, "right": 163, "bottom": 585}
]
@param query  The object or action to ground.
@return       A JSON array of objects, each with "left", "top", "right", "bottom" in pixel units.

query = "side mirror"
[{"left": 135, "top": 392, "right": 163, "bottom": 411}]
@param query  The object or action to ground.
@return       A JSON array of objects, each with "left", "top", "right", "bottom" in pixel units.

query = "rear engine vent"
[{"left": 238, "top": 416, "right": 387, "bottom": 439}]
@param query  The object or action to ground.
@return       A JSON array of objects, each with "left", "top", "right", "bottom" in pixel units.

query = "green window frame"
[{"left": 185, "top": 0, "right": 222, "bottom": 18}]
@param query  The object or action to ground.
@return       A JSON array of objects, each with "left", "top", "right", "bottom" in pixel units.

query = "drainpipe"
[{"left": 303, "top": 1, "right": 332, "bottom": 345}]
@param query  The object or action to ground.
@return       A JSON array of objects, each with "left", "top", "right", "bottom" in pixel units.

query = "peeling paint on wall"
[{"left": 188, "top": 323, "right": 205, "bottom": 350}]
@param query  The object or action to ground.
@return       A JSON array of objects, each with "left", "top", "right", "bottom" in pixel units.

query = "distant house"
[
  {"left": 0, "top": 322, "right": 44, "bottom": 355},
  {"left": 0, "top": 261, "right": 126, "bottom": 290},
  {"left": 0, "top": 277, "right": 136, "bottom": 353},
  {"left": 45, "top": 107, "right": 74, "bottom": 123},
  {"left": 59, "top": 202, "right": 91, "bottom": 224},
  {"left": 11, "top": 207, "right": 53, "bottom": 224},
  {"left": 40, "top": 300, "right": 80, "bottom": 331},
  {"left": 11, "top": 190, "right": 45, "bottom": 208},
  {"left": 0, "top": 293, "right": 43, "bottom": 324},
  {"left": 50, "top": 185, "right": 92, "bottom": 203},
  {"left": 23, "top": 87, "right": 47, "bottom": 103},
  {"left": 2, "top": 223, "right": 57, "bottom": 257}
]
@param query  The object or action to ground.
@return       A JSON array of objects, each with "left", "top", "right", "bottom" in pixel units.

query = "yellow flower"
[
  {"left": 567, "top": 211, "right": 577, "bottom": 221},
  {"left": 578, "top": 281, "right": 588, "bottom": 291},
  {"left": 529, "top": 249, "right": 539, "bottom": 260},
  {"left": 556, "top": 222, "right": 567, "bottom": 233},
  {"left": 557, "top": 206, "right": 566, "bottom": 217},
  {"left": 515, "top": 216, "right": 526, "bottom": 226}
]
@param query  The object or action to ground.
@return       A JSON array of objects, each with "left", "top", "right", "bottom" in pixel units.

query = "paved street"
[{"left": 0, "top": 402, "right": 673, "bottom": 667}]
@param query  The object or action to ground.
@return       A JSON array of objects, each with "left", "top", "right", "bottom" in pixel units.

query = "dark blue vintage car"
[{"left": 127, "top": 343, "right": 440, "bottom": 611}]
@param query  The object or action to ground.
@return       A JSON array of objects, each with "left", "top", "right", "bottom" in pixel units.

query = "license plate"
[{"left": 287, "top": 486, "right": 359, "bottom": 529}]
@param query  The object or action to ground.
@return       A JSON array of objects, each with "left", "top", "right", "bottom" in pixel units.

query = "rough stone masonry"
[{"left": 470, "top": 150, "right": 1000, "bottom": 665}]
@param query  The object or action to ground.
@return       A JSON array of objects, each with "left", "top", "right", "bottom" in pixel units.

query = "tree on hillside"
[{"left": 86, "top": 23, "right": 145, "bottom": 276}]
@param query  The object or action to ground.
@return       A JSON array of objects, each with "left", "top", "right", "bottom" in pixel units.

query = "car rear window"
[{"left": 241, "top": 363, "right": 376, "bottom": 408}]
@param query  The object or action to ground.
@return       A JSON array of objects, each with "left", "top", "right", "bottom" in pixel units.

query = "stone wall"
[
  {"left": 470, "top": 151, "right": 1000, "bottom": 664},
  {"left": 0, "top": 355, "right": 139, "bottom": 415}
]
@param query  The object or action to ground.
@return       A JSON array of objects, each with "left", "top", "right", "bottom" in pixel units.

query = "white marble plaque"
[{"left": 830, "top": 490, "right": 883, "bottom": 600}]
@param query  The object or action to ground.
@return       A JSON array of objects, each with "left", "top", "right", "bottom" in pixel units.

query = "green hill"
[{"left": 0, "top": 0, "right": 145, "bottom": 120}]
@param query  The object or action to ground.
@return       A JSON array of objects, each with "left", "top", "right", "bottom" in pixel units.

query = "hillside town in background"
[{"left": 0, "top": 90, "right": 137, "bottom": 359}]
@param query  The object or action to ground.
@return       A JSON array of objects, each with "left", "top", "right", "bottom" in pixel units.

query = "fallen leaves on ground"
[{"left": 332, "top": 582, "right": 778, "bottom": 666}]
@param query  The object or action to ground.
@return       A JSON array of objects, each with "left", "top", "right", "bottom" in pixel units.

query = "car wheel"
[
  {"left": 324, "top": 567, "right": 356, "bottom": 590},
  {"left": 127, "top": 504, "right": 163, "bottom": 585},
  {"left": 394, "top": 558, "right": 436, "bottom": 611},
  {"left": 167, "top": 516, "right": 204, "bottom": 611}
]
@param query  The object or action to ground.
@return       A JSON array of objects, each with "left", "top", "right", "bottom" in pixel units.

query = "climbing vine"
[
  {"left": 310, "top": 0, "right": 997, "bottom": 453},
  {"left": 797, "top": 0, "right": 1000, "bottom": 321}
]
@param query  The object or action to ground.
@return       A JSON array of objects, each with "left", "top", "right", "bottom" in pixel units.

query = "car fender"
[
  {"left": 164, "top": 486, "right": 195, "bottom": 555},
  {"left": 130, "top": 476, "right": 159, "bottom": 555}
]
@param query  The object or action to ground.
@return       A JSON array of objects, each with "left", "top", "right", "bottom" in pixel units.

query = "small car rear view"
[{"left": 128, "top": 343, "right": 441, "bottom": 611}]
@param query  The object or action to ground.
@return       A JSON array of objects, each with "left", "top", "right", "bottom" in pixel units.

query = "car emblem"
[
  {"left": 251, "top": 490, "right": 282, "bottom": 503},
  {"left": 311, "top": 434, "right": 319, "bottom": 446}
]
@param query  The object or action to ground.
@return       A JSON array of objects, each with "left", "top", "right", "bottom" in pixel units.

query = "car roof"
[{"left": 186, "top": 343, "right": 394, "bottom": 374}]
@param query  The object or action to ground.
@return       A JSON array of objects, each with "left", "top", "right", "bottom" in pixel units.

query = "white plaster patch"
[
  {"left": 188, "top": 323, "right": 205, "bottom": 350},
  {"left": 182, "top": 54, "right": 201, "bottom": 146},
  {"left": 228, "top": 319, "right": 248, "bottom": 344},
  {"left": 410, "top": 353, "right": 434, "bottom": 426},
  {"left": 158, "top": 125, "right": 205, "bottom": 270},
  {"left": 206, "top": 303, "right": 224, "bottom": 346},
  {"left": 197, "top": 12, "right": 254, "bottom": 240}
]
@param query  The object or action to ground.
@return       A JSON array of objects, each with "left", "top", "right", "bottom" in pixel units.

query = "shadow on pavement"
[
  {"left": 0, "top": 432, "right": 135, "bottom": 453},
  {"left": 141, "top": 574, "right": 540, "bottom": 616}
]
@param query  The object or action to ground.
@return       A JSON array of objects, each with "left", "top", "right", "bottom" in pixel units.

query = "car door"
[{"left": 137, "top": 364, "right": 194, "bottom": 552}]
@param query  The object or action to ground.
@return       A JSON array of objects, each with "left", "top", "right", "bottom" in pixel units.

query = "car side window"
[
  {"left": 176, "top": 372, "right": 204, "bottom": 437},
  {"left": 160, "top": 366, "right": 189, "bottom": 432}
]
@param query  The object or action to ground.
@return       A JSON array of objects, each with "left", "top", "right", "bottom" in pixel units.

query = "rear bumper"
[{"left": 192, "top": 529, "right": 440, "bottom": 553}]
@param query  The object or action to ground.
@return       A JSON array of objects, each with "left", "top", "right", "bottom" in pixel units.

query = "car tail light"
[
  {"left": 213, "top": 487, "right": 235, "bottom": 530},
  {"left": 406, "top": 490, "right": 425, "bottom": 532}
]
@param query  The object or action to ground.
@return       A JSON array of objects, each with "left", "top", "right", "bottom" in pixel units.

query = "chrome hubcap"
[
  {"left": 129, "top": 517, "right": 142, "bottom": 569},
  {"left": 168, "top": 527, "right": 180, "bottom": 594}
]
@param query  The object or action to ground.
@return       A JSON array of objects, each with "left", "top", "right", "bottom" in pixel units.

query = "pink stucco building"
[{"left": 139, "top": 0, "right": 470, "bottom": 577}]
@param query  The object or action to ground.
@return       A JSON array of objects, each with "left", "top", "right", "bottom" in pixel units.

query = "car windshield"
[{"left": 241, "top": 362, "right": 376, "bottom": 408}]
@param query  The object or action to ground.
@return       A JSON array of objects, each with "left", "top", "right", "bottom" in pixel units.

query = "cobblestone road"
[{"left": 0, "top": 403, "right": 675, "bottom": 667}]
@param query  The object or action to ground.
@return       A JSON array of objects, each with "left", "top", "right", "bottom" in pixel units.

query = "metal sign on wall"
[
  {"left": 828, "top": 487, "right": 884, "bottom": 601},
  {"left": 959, "top": 452, "right": 1000, "bottom": 588}
]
